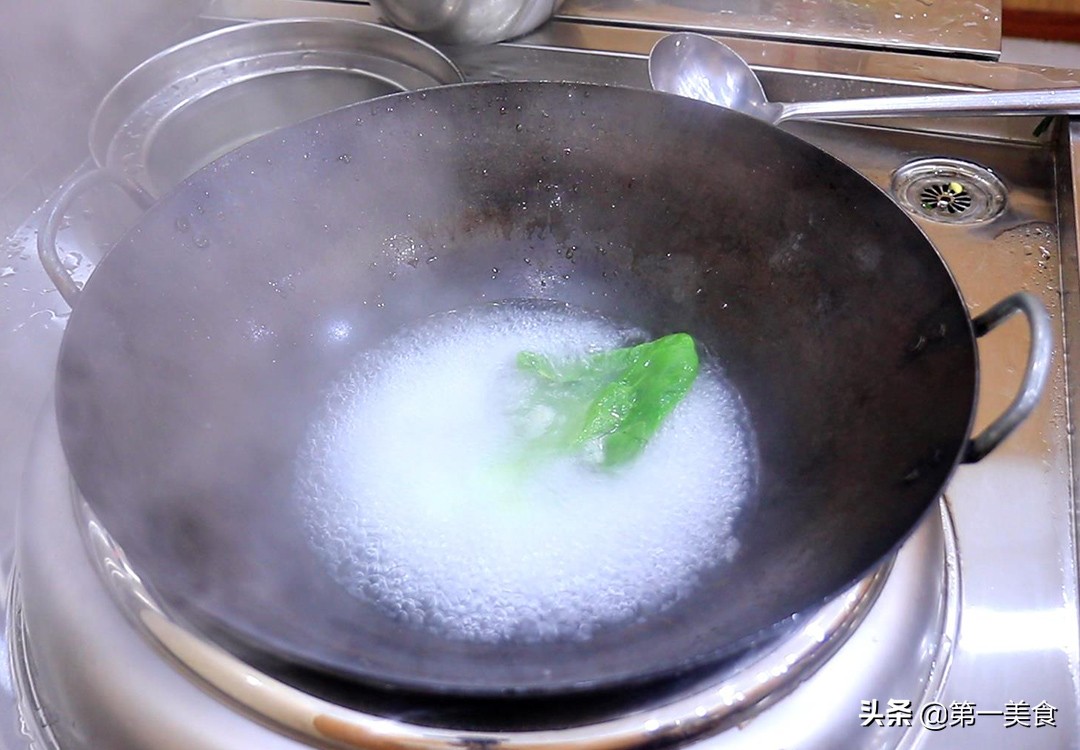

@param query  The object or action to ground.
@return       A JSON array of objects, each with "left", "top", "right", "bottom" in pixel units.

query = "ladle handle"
[
  {"left": 777, "top": 88, "right": 1080, "bottom": 124},
  {"left": 37, "top": 169, "right": 153, "bottom": 307},
  {"left": 962, "top": 292, "right": 1053, "bottom": 463}
]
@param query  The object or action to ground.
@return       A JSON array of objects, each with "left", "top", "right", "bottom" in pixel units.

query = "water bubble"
[
  {"left": 298, "top": 302, "right": 751, "bottom": 643},
  {"left": 384, "top": 234, "right": 420, "bottom": 268}
]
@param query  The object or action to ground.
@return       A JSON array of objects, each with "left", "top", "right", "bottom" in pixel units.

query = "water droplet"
[
  {"left": 193, "top": 236, "right": 210, "bottom": 249},
  {"left": 339, "top": 154, "right": 352, "bottom": 163},
  {"left": 175, "top": 217, "right": 190, "bottom": 233},
  {"left": 0, "top": 267, "right": 14, "bottom": 279}
]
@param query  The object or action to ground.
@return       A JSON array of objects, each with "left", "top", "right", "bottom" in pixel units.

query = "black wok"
[{"left": 42, "top": 82, "right": 1050, "bottom": 696}]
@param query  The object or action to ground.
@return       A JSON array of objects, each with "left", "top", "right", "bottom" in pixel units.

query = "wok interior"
[{"left": 56, "top": 82, "right": 976, "bottom": 695}]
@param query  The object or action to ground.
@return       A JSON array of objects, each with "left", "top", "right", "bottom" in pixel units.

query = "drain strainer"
[{"left": 891, "top": 158, "right": 1007, "bottom": 225}]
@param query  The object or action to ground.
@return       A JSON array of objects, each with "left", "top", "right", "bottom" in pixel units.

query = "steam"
[{"left": 0, "top": 0, "right": 203, "bottom": 579}]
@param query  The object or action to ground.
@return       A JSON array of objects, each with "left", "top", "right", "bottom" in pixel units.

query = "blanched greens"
[{"left": 515, "top": 333, "right": 699, "bottom": 468}]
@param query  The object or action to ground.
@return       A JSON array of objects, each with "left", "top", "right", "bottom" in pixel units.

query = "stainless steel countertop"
[{"left": 0, "top": 3, "right": 1077, "bottom": 748}]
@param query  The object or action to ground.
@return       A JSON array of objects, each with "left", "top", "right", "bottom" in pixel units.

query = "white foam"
[{"left": 298, "top": 301, "right": 754, "bottom": 643}]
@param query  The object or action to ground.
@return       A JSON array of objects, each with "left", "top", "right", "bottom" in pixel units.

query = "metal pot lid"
[{"left": 88, "top": 18, "right": 463, "bottom": 198}]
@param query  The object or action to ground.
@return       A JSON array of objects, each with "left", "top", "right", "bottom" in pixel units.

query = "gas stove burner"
[
  {"left": 890, "top": 158, "right": 1007, "bottom": 225},
  {"left": 11, "top": 395, "right": 961, "bottom": 749},
  {"left": 73, "top": 497, "right": 894, "bottom": 736}
]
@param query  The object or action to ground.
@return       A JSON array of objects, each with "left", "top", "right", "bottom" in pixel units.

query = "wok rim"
[{"left": 56, "top": 80, "right": 981, "bottom": 697}]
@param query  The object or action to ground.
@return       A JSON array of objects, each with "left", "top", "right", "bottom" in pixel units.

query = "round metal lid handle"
[
  {"left": 962, "top": 291, "right": 1053, "bottom": 463},
  {"left": 37, "top": 169, "right": 153, "bottom": 307}
]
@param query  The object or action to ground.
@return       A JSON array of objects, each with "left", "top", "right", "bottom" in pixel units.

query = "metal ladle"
[{"left": 648, "top": 32, "right": 1080, "bottom": 124}]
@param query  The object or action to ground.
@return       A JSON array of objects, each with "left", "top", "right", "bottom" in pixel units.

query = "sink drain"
[{"left": 890, "top": 158, "right": 1007, "bottom": 225}]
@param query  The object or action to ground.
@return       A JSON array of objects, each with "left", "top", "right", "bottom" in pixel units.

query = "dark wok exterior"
[{"left": 57, "top": 82, "right": 980, "bottom": 695}]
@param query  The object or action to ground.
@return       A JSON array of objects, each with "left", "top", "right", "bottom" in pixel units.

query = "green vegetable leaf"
[{"left": 515, "top": 332, "right": 699, "bottom": 468}]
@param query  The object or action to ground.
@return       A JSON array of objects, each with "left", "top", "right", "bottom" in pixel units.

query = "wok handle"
[
  {"left": 37, "top": 169, "right": 153, "bottom": 307},
  {"left": 962, "top": 291, "right": 1053, "bottom": 463}
]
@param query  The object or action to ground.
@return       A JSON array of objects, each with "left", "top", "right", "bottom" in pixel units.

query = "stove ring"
[{"left": 76, "top": 495, "right": 898, "bottom": 749}]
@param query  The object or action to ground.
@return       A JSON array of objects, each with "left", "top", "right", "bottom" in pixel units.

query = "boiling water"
[{"left": 298, "top": 301, "right": 754, "bottom": 642}]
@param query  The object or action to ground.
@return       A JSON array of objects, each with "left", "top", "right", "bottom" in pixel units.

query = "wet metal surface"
[
  {"left": 553, "top": 0, "right": 1003, "bottom": 59},
  {"left": 0, "top": 3, "right": 1076, "bottom": 749}
]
